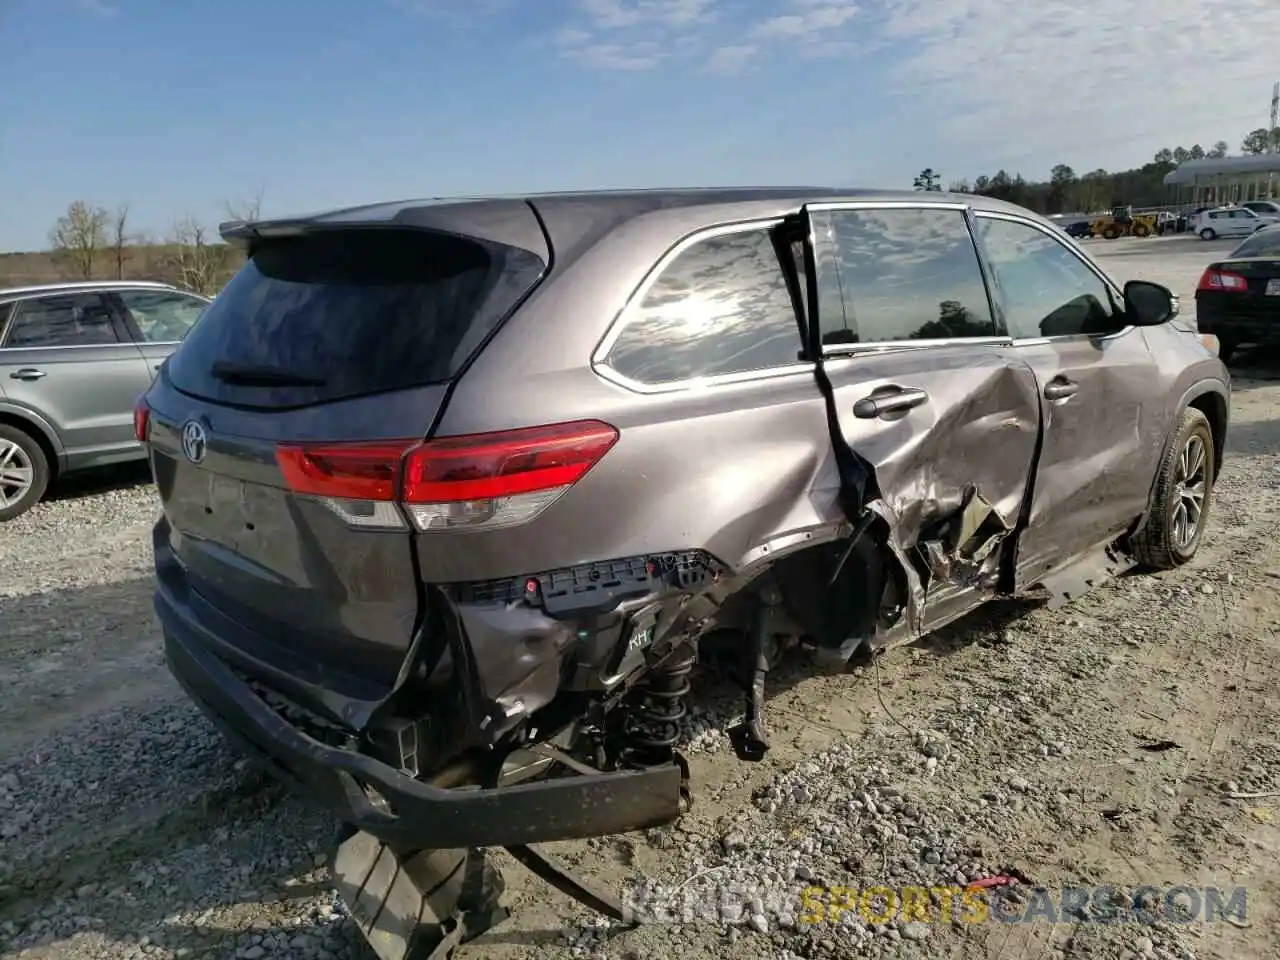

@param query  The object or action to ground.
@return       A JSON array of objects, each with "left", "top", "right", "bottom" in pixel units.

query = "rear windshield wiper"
[{"left": 209, "top": 361, "right": 327, "bottom": 387}]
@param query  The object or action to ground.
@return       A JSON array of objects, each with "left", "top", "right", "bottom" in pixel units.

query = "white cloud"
[
  {"left": 876, "top": 0, "right": 1280, "bottom": 172},
  {"left": 706, "top": 44, "right": 757, "bottom": 74},
  {"left": 753, "top": 3, "right": 859, "bottom": 40}
]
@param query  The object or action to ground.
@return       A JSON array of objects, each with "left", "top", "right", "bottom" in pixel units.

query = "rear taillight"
[
  {"left": 1198, "top": 268, "right": 1248, "bottom": 292},
  {"left": 133, "top": 397, "right": 150, "bottom": 443},
  {"left": 275, "top": 420, "right": 619, "bottom": 532}
]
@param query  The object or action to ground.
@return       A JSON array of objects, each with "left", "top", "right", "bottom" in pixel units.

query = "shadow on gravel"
[
  {"left": 0, "top": 576, "right": 153, "bottom": 664},
  {"left": 1227, "top": 347, "right": 1280, "bottom": 391},
  {"left": 1224, "top": 417, "right": 1280, "bottom": 457},
  {"left": 43, "top": 459, "right": 153, "bottom": 502}
]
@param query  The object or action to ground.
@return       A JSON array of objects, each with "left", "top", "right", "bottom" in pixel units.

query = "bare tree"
[
  {"left": 167, "top": 215, "right": 228, "bottom": 296},
  {"left": 110, "top": 204, "right": 132, "bottom": 280},
  {"left": 222, "top": 186, "right": 264, "bottom": 223},
  {"left": 49, "top": 200, "right": 108, "bottom": 279}
]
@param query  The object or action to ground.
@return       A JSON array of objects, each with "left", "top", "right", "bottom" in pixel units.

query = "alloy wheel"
[
  {"left": 1170, "top": 434, "right": 1208, "bottom": 550},
  {"left": 0, "top": 438, "right": 35, "bottom": 509},
  {"left": 0, "top": 437, "right": 35, "bottom": 512}
]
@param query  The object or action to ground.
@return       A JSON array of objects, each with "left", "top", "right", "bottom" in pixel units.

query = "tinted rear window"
[
  {"left": 167, "top": 229, "right": 544, "bottom": 408},
  {"left": 1232, "top": 229, "right": 1280, "bottom": 258}
]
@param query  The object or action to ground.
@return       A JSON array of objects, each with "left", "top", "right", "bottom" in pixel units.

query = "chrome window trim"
[
  {"left": 805, "top": 200, "right": 1003, "bottom": 354},
  {"left": 591, "top": 217, "right": 812, "bottom": 394},
  {"left": 806, "top": 199, "right": 971, "bottom": 213},
  {"left": 971, "top": 210, "right": 1135, "bottom": 345}
]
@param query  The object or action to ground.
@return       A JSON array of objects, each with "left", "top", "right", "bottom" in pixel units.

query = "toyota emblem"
[{"left": 181, "top": 420, "right": 208, "bottom": 464}]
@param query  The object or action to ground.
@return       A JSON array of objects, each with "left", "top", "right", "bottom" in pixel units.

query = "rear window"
[
  {"left": 166, "top": 229, "right": 544, "bottom": 408},
  {"left": 1231, "top": 229, "right": 1280, "bottom": 258}
]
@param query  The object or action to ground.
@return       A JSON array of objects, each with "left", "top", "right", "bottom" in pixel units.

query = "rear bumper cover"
[
  {"left": 158, "top": 585, "right": 684, "bottom": 850},
  {"left": 1195, "top": 296, "right": 1280, "bottom": 342}
]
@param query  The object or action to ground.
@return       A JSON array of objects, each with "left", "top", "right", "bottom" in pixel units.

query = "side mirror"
[{"left": 1124, "top": 280, "right": 1177, "bottom": 326}]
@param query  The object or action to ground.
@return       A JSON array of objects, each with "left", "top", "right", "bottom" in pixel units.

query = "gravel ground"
[{"left": 3, "top": 236, "right": 1279, "bottom": 960}]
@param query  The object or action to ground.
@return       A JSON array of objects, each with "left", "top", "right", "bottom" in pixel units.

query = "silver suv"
[
  {"left": 0, "top": 281, "right": 210, "bottom": 520},
  {"left": 140, "top": 188, "right": 1228, "bottom": 954}
]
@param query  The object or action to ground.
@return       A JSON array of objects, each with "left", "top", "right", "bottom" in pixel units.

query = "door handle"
[
  {"left": 853, "top": 386, "right": 929, "bottom": 419},
  {"left": 1044, "top": 378, "right": 1078, "bottom": 401},
  {"left": 9, "top": 368, "right": 46, "bottom": 381}
]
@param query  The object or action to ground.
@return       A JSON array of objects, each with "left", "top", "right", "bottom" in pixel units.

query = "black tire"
[
  {"left": 1133, "top": 408, "right": 1214, "bottom": 570},
  {"left": 1200, "top": 228, "right": 1217, "bottom": 241},
  {"left": 1217, "top": 340, "right": 1237, "bottom": 363},
  {"left": 0, "top": 423, "right": 50, "bottom": 522}
]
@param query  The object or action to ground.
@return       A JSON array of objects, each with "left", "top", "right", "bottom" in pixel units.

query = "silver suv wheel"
[{"left": 0, "top": 437, "right": 35, "bottom": 510}]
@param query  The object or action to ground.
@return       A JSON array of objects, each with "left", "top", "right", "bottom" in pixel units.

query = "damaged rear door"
[{"left": 802, "top": 200, "right": 1043, "bottom": 635}]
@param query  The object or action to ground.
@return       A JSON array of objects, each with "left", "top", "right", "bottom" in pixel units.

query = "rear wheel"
[
  {"left": 1133, "top": 223, "right": 1151, "bottom": 237},
  {"left": 1133, "top": 408, "right": 1214, "bottom": 570},
  {"left": 1102, "top": 226, "right": 1121, "bottom": 240},
  {"left": 0, "top": 424, "right": 50, "bottom": 522},
  {"left": 1200, "top": 228, "right": 1217, "bottom": 241}
]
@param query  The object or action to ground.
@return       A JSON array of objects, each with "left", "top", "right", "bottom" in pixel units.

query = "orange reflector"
[{"left": 1199, "top": 333, "right": 1220, "bottom": 356}]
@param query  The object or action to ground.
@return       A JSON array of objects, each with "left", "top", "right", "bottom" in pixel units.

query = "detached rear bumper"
[{"left": 159, "top": 590, "right": 684, "bottom": 850}]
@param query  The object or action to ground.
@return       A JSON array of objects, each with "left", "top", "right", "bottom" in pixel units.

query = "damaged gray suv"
[{"left": 139, "top": 188, "right": 1228, "bottom": 957}]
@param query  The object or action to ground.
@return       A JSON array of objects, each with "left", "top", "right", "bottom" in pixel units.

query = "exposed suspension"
[{"left": 617, "top": 644, "right": 696, "bottom": 809}]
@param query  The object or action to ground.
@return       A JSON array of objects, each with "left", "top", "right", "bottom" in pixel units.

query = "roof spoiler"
[{"left": 219, "top": 219, "right": 312, "bottom": 249}]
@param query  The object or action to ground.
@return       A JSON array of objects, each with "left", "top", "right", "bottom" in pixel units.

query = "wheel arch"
[
  {"left": 1128, "top": 379, "right": 1228, "bottom": 542},
  {"left": 0, "top": 403, "right": 64, "bottom": 479}
]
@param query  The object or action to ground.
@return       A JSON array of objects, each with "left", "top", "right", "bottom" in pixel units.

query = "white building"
[{"left": 1164, "top": 155, "right": 1280, "bottom": 205}]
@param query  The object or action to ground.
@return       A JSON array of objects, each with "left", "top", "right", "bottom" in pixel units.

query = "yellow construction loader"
[{"left": 1088, "top": 206, "right": 1158, "bottom": 239}]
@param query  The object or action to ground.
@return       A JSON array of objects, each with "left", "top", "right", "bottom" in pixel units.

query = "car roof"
[
  {"left": 0, "top": 280, "right": 198, "bottom": 299},
  {"left": 219, "top": 187, "right": 1051, "bottom": 264}
]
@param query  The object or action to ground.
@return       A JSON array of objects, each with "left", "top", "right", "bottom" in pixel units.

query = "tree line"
[
  {"left": 40, "top": 189, "right": 264, "bottom": 296},
  {"left": 913, "top": 125, "right": 1280, "bottom": 215}
]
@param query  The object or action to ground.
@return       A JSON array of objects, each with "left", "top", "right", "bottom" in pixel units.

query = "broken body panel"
[{"left": 148, "top": 188, "right": 1229, "bottom": 873}]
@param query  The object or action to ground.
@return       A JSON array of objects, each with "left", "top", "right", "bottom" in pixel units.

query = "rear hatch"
[{"left": 145, "top": 210, "right": 548, "bottom": 722}]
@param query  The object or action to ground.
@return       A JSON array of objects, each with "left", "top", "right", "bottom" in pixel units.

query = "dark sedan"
[{"left": 1195, "top": 224, "right": 1280, "bottom": 362}]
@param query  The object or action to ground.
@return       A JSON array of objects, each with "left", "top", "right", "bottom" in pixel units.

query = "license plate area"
[{"left": 1266, "top": 279, "right": 1280, "bottom": 296}]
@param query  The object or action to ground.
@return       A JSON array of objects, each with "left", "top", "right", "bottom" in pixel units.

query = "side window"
[
  {"left": 117, "top": 290, "right": 208, "bottom": 342},
  {"left": 2, "top": 294, "right": 120, "bottom": 348},
  {"left": 810, "top": 208, "right": 996, "bottom": 346},
  {"left": 976, "top": 217, "right": 1120, "bottom": 339},
  {"left": 602, "top": 227, "right": 802, "bottom": 386}
]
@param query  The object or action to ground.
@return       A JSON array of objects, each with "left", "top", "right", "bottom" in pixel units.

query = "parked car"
[
  {"left": 138, "top": 189, "right": 1228, "bottom": 953},
  {"left": 1241, "top": 200, "right": 1280, "bottom": 218},
  {"left": 0, "top": 280, "right": 210, "bottom": 520},
  {"left": 1194, "top": 223, "right": 1280, "bottom": 362},
  {"left": 1195, "top": 205, "right": 1280, "bottom": 240}
]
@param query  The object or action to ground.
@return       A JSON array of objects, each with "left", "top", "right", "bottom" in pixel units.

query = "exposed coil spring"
[{"left": 618, "top": 646, "right": 696, "bottom": 765}]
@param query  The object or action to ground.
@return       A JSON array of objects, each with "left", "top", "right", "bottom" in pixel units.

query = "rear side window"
[
  {"left": 2, "top": 294, "right": 120, "bottom": 348},
  {"left": 810, "top": 208, "right": 997, "bottom": 346},
  {"left": 1231, "top": 229, "right": 1280, "bottom": 257},
  {"left": 166, "top": 229, "right": 545, "bottom": 408},
  {"left": 118, "top": 289, "right": 208, "bottom": 343},
  {"left": 602, "top": 227, "right": 802, "bottom": 386}
]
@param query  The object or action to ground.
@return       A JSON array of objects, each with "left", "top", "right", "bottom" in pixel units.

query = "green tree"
[
  {"left": 912, "top": 168, "right": 942, "bottom": 191},
  {"left": 1153, "top": 148, "right": 1173, "bottom": 164},
  {"left": 1172, "top": 146, "right": 1190, "bottom": 163},
  {"left": 1208, "top": 141, "right": 1229, "bottom": 158},
  {"left": 1241, "top": 128, "right": 1271, "bottom": 155},
  {"left": 1189, "top": 144, "right": 1205, "bottom": 160}
]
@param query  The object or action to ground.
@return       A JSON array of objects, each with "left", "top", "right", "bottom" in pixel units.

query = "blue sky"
[{"left": 2, "top": 0, "right": 1279, "bottom": 251}]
